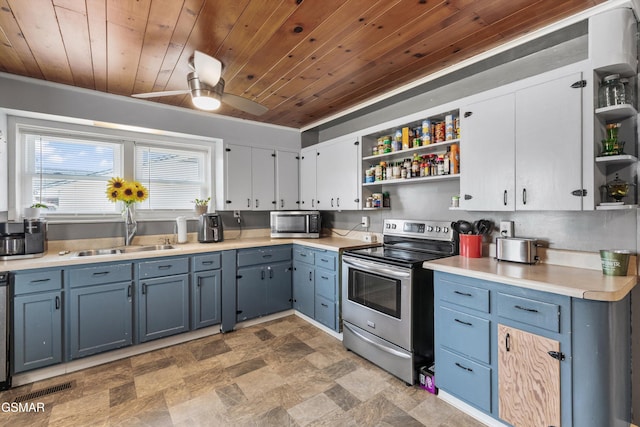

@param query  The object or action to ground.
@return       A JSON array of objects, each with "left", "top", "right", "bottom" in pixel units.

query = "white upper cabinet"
[
  {"left": 515, "top": 71, "right": 584, "bottom": 211},
  {"left": 299, "top": 147, "right": 318, "bottom": 210},
  {"left": 315, "top": 136, "right": 361, "bottom": 211},
  {"left": 216, "top": 144, "right": 275, "bottom": 211},
  {"left": 460, "top": 93, "right": 516, "bottom": 211},
  {"left": 275, "top": 150, "right": 299, "bottom": 210},
  {"left": 460, "top": 70, "right": 584, "bottom": 211}
]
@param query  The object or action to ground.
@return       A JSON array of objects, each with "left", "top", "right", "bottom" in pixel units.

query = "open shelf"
[
  {"left": 596, "top": 203, "right": 638, "bottom": 210},
  {"left": 595, "top": 104, "right": 638, "bottom": 121},
  {"left": 595, "top": 154, "right": 638, "bottom": 165},
  {"left": 363, "top": 139, "right": 460, "bottom": 162},
  {"left": 362, "top": 174, "right": 460, "bottom": 187}
]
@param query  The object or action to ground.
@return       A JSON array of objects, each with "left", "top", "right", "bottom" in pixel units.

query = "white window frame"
[{"left": 8, "top": 116, "right": 218, "bottom": 222}]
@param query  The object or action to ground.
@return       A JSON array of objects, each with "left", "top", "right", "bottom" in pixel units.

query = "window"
[
  {"left": 12, "top": 118, "right": 215, "bottom": 220},
  {"left": 21, "top": 132, "right": 122, "bottom": 215},
  {"left": 135, "top": 144, "right": 208, "bottom": 210}
]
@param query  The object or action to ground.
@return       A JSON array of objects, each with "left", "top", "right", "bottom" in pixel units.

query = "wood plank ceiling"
[{"left": 0, "top": 0, "right": 605, "bottom": 129}]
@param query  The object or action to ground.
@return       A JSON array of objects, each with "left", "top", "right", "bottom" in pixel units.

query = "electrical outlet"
[
  {"left": 500, "top": 220, "right": 514, "bottom": 238},
  {"left": 361, "top": 216, "right": 369, "bottom": 228},
  {"left": 233, "top": 210, "right": 241, "bottom": 218}
]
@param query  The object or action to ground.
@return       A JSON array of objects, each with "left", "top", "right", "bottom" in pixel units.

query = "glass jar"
[
  {"left": 599, "top": 74, "right": 626, "bottom": 107},
  {"left": 620, "top": 77, "right": 635, "bottom": 107}
]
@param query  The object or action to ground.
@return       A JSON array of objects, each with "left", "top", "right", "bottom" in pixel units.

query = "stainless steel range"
[{"left": 341, "top": 219, "right": 458, "bottom": 384}]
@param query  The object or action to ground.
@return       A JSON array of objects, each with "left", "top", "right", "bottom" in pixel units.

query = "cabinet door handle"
[
  {"left": 312, "top": 198, "right": 315, "bottom": 207},
  {"left": 503, "top": 190, "right": 507, "bottom": 206},
  {"left": 454, "top": 318, "right": 472, "bottom": 326},
  {"left": 454, "top": 290, "right": 472, "bottom": 297},
  {"left": 268, "top": 267, "right": 273, "bottom": 279},
  {"left": 336, "top": 197, "right": 340, "bottom": 207},
  {"left": 309, "top": 271, "right": 312, "bottom": 281},
  {"left": 196, "top": 276, "right": 201, "bottom": 288},
  {"left": 255, "top": 199, "right": 259, "bottom": 208},
  {"left": 261, "top": 270, "right": 265, "bottom": 280},
  {"left": 127, "top": 283, "right": 132, "bottom": 298},
  {"left": 331, "top": 197, "right": 334, "bottom": 207},
  {"left": 522, "top": 188, "right": 527, "bottom": 205},
  {"left": 142, "top": 283, "right": 147, "bottom": 294},
  {"left": 505, "top": 332, "right": 511, "bottom": 352},
  {"left": 92, "top": 271, "right": 110, "bottom": 276},
  {"left": 280, "top": 199, "right": 284, "bottom": 208},
  {"left": 247, "top": 198, "right": 251, "bottom": 208},
  {"left": 455, "top": 362, "right": 473, "bottom": 372},
  {"left": 514, "top": 305, "right": 538, "bottom": 313},
  {"left": 55, "top": 296, "right": 60, "bottom": 310}
]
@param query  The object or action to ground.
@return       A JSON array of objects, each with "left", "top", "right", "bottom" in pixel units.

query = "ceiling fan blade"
[
  {"left": 193, "top": 50, "right": 222, "bottom": 87},
  {"left": 222, "top": 93, "right": 268, "bottom": 116},
  {"left": 132, "top": 89, "right": 190, "bottom": 99}
]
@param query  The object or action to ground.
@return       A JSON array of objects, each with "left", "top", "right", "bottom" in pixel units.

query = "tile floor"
[{"left": 0, "top": 315, "right": 484, "bottom": 426}]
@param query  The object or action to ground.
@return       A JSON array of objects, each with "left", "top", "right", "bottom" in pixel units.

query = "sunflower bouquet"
[{"left": 106, "top": 177, "right": 149, "bottom": 207}]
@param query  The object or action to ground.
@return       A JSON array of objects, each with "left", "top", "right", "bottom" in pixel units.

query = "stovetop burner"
[{"left": 344, "top": 219, "right": 458, "bottom": 268}]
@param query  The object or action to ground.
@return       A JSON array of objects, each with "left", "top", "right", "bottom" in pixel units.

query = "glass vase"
[{"left": 123, "top": 204, "right": 137, "bottom": 246}]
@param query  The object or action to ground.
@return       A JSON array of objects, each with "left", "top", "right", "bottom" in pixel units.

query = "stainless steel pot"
[{"left": 0, "top": 235, "right": 24, "bottom": 256}]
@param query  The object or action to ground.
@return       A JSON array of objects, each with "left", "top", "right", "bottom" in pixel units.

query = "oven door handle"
[
  {"left": 344, "top": 323, "right": 411, "bottom": 359},
  {"left": 342, "top": 257, "right": 410, "bottom": 279}
]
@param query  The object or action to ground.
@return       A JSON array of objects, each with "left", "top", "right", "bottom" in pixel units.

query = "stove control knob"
[
  {"left": 392, "top": 224, "right": 397, "bottom": 229},
  {"left": 443, "top": 226, "right": 449, "bottom": 233},
  {"left": 385, "top": 223, "right": 391, "bottom": 229},
  {"left": 435, "top": 226, "right": 441, "bottom": 232},
  {"left": 426, "top": 226, "right": 434, "bottom": 232}
]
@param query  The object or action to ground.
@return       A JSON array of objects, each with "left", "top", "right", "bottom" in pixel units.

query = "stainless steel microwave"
[{"left": 270, "top": 211, "right": 321, "bottom": 238}]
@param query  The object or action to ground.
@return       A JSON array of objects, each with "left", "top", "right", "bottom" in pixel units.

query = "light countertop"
[
  {"left": 1, "top": 235, "right": 378, "bottom": 272},
  {"left": 424, "top": 255, "right": 638, "bottom": 302}
]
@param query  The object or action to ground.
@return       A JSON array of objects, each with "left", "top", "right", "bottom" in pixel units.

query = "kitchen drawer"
[
  {"left": 68, "top": 263, "right": 132, "bottom": 287},
  {"left": 314, "top": 251, "right": 337, "bottom": 271},
  {"left": 315, "top": 295, "right": 336, "bottom": 330},
  {"left": 13, "top": 269, "right": 63, "bottom": 294},
  {"left": 315, "top": 270, "right": 336, "bottom": 301},
  {"left": 437, "top": 348, "right": 491, "bottom": 412},
  {"left": 237, "top": 246, "right": 291, "bottom": 267},
  {"left": 192, "top": 253, "right": 221, "bottom": 272},
  {"left": 439, "top": 306, "right": 490, "bottom": 364},
  {"left": 293, "top": 247, "right": 315, "bottom": 265},
  {"left": 438, "top": 279, "right": 489, "bottom": 313},
  {"left": 138, "top": 257, "right": 189, "bottom": 279},
  {"left": 497, "top": 292, "right": 560, "bottom": 333}
]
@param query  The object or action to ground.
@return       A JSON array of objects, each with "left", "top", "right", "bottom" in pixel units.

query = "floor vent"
[{"left": 13, "top": 381, "right": 74, "bottom": 402}]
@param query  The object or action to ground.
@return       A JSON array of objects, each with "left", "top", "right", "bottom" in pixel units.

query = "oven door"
[{"left": 341, "top": 255, "right": 412, "bottom": 350}]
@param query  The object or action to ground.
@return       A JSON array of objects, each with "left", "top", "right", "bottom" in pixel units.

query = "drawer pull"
[
  {"left": 321, "top": 303, "right": 328, "bottom": 308},
  {"left": 455, "top": 362, "right": 473, "bottom": 372},
  {"left": 454, "top": 318, "right": 473, "bottom": 326},
  {"left": 299, "top": 253, "right": 307, "bottom": 257},
  {"left": 454, "top": 290, "right": 472, "bottom": 297},
  {"left": 262, "top": 254, "right": 272, "bottom": 259},
  {"left": 320, "top": 258, "right": 328, "bottom": 263},
  {"left": 320, "top": 275, "right": 329, "bottom": 280},
  {"left": 202, "top": 261, "right": 214, "bottom": 265},
  {"left": 158, "top": 265, "right": 172, "bottom": 270},
  {"left": 92, "top": 271, "right": 110, "bottom": 276},
  {"left": 515, "top": 305, "right": 539, "bottom": 313},
  {"left": 30, "top": 278, "right": 51, "bottom": 283}
]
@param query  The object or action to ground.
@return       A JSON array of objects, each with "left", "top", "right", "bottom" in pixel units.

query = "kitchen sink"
[{"left": 72, "top": 245, "right": 175, "bottom": 257}]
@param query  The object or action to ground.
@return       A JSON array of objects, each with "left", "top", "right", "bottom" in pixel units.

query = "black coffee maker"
[
  {"left": 0, "top": 219, "right": 47, "bottom": 259},
  {"left": 197, "top": 214, "right": 223, "bottom": 243}
]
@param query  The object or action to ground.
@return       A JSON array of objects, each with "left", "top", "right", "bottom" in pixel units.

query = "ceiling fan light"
[{"left": 192, "top": 94, "right": 221, "bottom": 110}]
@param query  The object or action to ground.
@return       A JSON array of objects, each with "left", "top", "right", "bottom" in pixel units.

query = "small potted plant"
[
  {"left": 193, "top": 197, "right": 211, "bottom": 216},
  {"left": 24, "top": 203, "right": 48, "bottom": 219}
]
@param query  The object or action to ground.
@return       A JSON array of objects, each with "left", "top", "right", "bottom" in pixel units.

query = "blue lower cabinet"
[
  {"left": 266, "top": 261, "right": 293, "bottom": 314},
  {"left": 13, "top": 291, "right": 63, "bottom": 373},
  {"left": 292, "top": 262, "right": 314, "bottom": 317},
  {"left": 138, "top": 274, "right": 190, "bottom": 342},
  {"left": 69, "top": 281, "right": 133, "bottom": 359},
  {"left": 192, "top": 270, "right": 221, "bottom": 329},
  {"left": 237, "top": 265, "right": 265, "bottom": 322}
]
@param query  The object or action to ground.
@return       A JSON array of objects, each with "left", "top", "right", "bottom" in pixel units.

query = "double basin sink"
[{"left": 72, "top": 244, "right": 175, "bottom": 257}]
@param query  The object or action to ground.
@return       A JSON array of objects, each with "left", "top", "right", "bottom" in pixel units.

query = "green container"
[{"left": 600, "top": 250, "right": 631, "bottom": 276}]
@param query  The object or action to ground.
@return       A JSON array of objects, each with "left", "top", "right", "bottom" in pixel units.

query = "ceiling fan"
[{"left": 132, "top": 51, "right": 268, "bottom": 116}]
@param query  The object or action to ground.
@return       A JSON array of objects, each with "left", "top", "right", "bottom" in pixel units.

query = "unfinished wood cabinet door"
[{"left": 498, "top": 324, "right": 561, "bottom": 427}]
